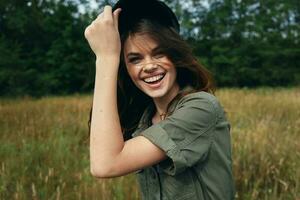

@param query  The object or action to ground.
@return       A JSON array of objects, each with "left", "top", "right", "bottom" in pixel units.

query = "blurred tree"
[
  {"left": 0, "top": 0, "right": 299, "bottom": 97},
  {"left": 187, "top": 0, "right": 299, "bottom": 87},
  {"left": 0, "top": 0, "right": 94, "bottom": 97}
]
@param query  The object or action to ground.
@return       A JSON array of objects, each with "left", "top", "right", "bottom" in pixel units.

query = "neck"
[{"left": 152, "top": 84, "right": 180, "bottom": 119}]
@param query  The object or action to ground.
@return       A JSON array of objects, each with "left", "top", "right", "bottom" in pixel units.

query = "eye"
[
  {"left": 153, "top": 48, "right": 166, "bottom": 59},
  {"left": 154, "top": 53, "right": 165, "bottom": 59},
  {"left": 128, "top": 57, "right": 141, "bottom": 64}
]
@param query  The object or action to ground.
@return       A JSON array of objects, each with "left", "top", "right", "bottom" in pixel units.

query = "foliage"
[
  {"left": 0, "top": 0, "right": 299, "bottom": 97},
  {"left": 184, "top": 0, "right": 300, "bottom": 87},
  {"left": 0, "top": 0, "right": 95, "bottom": 97}
]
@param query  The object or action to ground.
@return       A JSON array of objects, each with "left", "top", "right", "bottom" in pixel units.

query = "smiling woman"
[
  {"left": 84, "top": 0, "right": 235, "bottom": 199},
  {"left": 123, "top": 33, "right": 179, "bottom": 101},
  {"left": 116, "top": 18, "right": 215, "bottom": 135}
]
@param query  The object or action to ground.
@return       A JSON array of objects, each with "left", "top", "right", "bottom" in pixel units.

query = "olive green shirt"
[{"left": 131, "top": 89, "right": 235, "bottom": 200}]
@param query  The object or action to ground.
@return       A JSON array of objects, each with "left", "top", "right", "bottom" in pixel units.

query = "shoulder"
[
  {"left": 178, "top": 91, "right": 220, "bottom": 109},
  {"left": 183, "top": 91, "right": 217, "bottom": 101},
  {"left": 174, "top": 91, "right": 226, "bottom": 120}
]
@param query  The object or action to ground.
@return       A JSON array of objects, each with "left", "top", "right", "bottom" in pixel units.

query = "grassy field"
[{"left": 0, "top": 88, "right": 299, "bottom": 200}]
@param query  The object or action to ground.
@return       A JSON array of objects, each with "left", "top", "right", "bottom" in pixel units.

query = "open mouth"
[{"left": 142, "top": 73, "right": 166, "bottom": 85}]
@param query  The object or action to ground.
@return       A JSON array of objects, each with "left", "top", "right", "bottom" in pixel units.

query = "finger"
[
  {"left": 103, "top": 5, "right": 113, "bottom": 21},
  {"left": 97, "top": 12, "right": 103, "bottom": 19},
  {"left": 113, "top": 8, "right": 122, "bottom": 30}
]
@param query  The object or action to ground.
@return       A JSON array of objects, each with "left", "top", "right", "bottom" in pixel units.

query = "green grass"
[{"left": 0, "top": 88, "right": 299, "bottom": 199}]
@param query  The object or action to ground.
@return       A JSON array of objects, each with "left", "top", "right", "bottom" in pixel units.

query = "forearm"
[{"left": 90, "top": 58, "right": 124, "bottom": 175}]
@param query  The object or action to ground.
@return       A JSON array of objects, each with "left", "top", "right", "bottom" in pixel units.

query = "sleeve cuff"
[{"left": 140, "top": 124, "right": 188, "bottom": 176}]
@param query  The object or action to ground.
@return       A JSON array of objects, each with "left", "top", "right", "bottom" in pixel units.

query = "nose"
[{"left": 142, "top": 62, "right": 158, "bottom": 73}]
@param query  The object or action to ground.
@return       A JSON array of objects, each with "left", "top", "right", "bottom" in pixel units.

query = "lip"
[
  {"left": 144, "top": 73, "right": 166, "bottom": 89},
  {"left": 141, "top": 72, "right": 166, "bottom": 79}
]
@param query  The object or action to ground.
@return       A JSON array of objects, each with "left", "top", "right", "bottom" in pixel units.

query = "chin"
[
  {"left": 144, "top": 89, "right": 168, "bottom": 98},
  {"left": 139, "top": 82, "right": 172, "bottom": 99}
]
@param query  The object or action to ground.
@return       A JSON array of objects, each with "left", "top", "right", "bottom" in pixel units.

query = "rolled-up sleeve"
[{"left": 140, "top": 92, "right": 219, "bottom": 176}]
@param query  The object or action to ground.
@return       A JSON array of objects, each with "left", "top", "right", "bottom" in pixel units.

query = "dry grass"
[
  {"left": 216, "top": 88, "right": 300, "bottom": 200},
  {"left": 0, "top": 88, "right": 299, "bottom": 199}
]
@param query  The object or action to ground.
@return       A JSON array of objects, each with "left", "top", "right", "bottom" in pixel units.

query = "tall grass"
[
  {"left": 217, "top": 88, "right": 300, "bottom": 200},
  {"left": 0, "top": 88, "right": 299, "bottom": 199}
]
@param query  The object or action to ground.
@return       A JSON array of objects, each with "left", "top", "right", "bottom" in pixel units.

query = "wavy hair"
[{"left": 88, "top": 19, "right": 215, "bottom": 141}]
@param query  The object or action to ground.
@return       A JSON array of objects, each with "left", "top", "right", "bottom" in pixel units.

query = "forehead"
[{"left": 123, "top": 34, "right": 158, "bottom": 55}]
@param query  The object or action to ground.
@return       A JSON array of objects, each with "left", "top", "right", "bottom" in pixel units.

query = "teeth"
[{"left": 143, "top": 74, "right": 164, "bottom": 83}]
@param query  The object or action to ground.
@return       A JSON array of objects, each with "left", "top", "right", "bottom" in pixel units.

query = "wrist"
[
  {"left": 95, "top": 57, "right": 120, "bottom": 77},
  {"left": 96, "top": 54, "right": 120, "bottom": 63},
  {"left": 96, "top": 55, "right": 120, "bottom": 66}
]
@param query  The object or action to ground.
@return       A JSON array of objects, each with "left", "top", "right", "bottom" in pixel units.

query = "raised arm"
[{"left": 84, "top": 5, "right": 167, "bottom": 178}]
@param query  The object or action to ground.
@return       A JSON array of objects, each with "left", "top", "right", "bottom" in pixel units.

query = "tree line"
[{"left": 0, "top": 0, "right": 299, "bottom": 97}]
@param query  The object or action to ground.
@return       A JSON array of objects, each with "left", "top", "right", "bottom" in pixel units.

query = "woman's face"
[{"left": 123, "top": 34, "right": 178, "bottom": 99}]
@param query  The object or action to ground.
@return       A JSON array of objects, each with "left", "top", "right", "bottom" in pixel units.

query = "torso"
[{"left": 132, "top": 91, "right": 235, "bottom": 200}]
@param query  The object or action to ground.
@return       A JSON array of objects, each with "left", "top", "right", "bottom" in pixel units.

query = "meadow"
[{"left": 0, "top": 88, "right": 299, "bottom": 200}]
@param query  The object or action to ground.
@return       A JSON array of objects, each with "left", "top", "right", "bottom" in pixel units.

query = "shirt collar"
[{"left": 132, "top": 85, "right": 194, "bottom": 137}]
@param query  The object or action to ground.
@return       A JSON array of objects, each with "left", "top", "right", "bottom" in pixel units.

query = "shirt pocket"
[{"left": 160, "top": 168, "right": 197, "bottom": 200}]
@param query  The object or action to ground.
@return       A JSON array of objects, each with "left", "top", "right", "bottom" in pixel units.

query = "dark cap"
[{"left": 112, "top": 0, "right": 180, "bottom": 35}]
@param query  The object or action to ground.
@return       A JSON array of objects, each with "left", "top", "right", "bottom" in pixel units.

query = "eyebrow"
[{"left": 126, "top": 46, "right": 162, "bottom": 58}]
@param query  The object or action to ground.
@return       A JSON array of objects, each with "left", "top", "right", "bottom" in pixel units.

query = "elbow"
[
  {"left": 90, "top": 165, "right": 112, "bottom": 178},
  {"left": 90, "top": 166, "right": 102, "bottom": 178},
  {"left": 89, "top": 154, "right": 123, "bottom": 178}
]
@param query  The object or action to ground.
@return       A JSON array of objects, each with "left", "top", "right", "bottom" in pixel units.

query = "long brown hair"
[{"left": 88, "top": 19, "right": 215, "bottom": 141}]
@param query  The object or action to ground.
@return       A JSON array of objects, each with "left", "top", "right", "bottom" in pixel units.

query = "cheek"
[
  {"left": 125, "top": 66, "right": 133, "bottom": 78},
  {"left": 162, "top": 60, "right": 177, "bottom": 74},
  {"left": 126, "top": 67, "right": 139, "bottom": 81},
  {"left": 170, "top": 70, "right": 177, "bottom": 82},
  {"left": 167, "top": 62, "right": 176, "bottom": 70},
  {"left": 170, "top": 69, "right": 178, "bottom": 84}
]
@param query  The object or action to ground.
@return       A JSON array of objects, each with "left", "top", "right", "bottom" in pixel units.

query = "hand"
[{"left": 84, "top": 6, "right": 122, "bottom": 60}]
